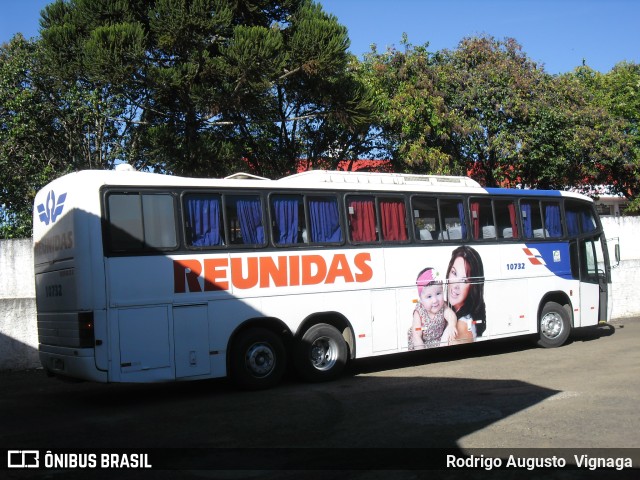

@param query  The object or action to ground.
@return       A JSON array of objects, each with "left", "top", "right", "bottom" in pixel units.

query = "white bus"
[{"left": 33, "top": 168, "right": 613, "bottom": 389}]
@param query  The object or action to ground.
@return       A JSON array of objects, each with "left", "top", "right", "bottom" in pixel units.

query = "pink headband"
[{"left": 416, "top": 268, "right": 439, "bottom": 295}]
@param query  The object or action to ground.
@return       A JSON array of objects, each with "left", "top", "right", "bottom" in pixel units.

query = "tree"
[
  {"left": 1, "top": 0, "right": 376, "bottom": 236},
  {"left": 358, "top": 37, "right": 457, "bottom": 174},
  {"left": 575, "top": 62, "right": 640, "bottom": 211},
  {"left": 359, "top": 35, "right": 551, "bottom": 182},
  {"left": 513, "top": 69, "right": 629, "bottom": 194},
  {"left": 0, "top": 35, "right": 71, "bottom": 237},
  {"left": 38, "top": 0, "right": 374, "bottom": 177},
  {"left": 433, "top": 36, "right": 548, "bottom": 187}
]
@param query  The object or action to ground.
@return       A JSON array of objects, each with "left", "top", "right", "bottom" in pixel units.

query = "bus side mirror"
[{"left": 608, "top": 237, "right": 620, "bottom": 269}]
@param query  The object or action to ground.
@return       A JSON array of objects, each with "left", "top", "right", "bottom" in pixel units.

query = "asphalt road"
[{"left": 1, "top": 318, "right": 639, "bottom": 480}]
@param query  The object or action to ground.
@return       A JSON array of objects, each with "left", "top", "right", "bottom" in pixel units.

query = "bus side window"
[
  {"left": 307, "top": 196, "right": 343, "bottom": 244},
  {"left": 225, "top": 195, "right": 266, "bottom": 246},
  {"left": 470, "top": 198, "right": 495, "bottom": 240},
  {"left": 271, "top": 194, "right": 305, "bottom": 245},
  {"left": 411, "top": 196, "right": 438, "bottom": 241},
  {"left": 521, "top": 200, "right": 545, "bottom": 239},
  {"left": 144, "top": 195, "right": 178, "bottom": 248},
  {"left": 566, "top": 200, "right": 598, "bottom": 236},
  {"left": 542, "top": 201, "right": 562, "bottom": 238},
  {"left": 494, "top": 199, "right": 519, "bottom": 239},
  {"left": 184, "top": 193, "right": 225, "bottom": 247},
  {"left": 438, "top": 198, "right": 467, "bottom": 240},
  {"left": 347, "top": 196, "right": 377, "bottom": 243},
  {"left": 107, "top": 192, "right": 177, "bottom": 252},
  {"left": 108, "top": 194, "right": 144, "bottom": 251}
]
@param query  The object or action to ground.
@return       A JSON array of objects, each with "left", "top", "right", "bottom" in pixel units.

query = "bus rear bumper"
[{"left": 39, "top": 345, "right": 108, "bottom": 383}]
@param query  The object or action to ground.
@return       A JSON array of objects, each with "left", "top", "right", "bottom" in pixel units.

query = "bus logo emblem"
[
  {"left": 523, "top": 248, "right": 546, "bottom": 265},
  {"left": 37, "top": 190, "right": 67, "bottom": 225}
]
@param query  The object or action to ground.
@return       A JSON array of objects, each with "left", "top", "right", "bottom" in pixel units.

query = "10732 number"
[{"left": 506, "top": 263, "right": 525, "bottom": 270}]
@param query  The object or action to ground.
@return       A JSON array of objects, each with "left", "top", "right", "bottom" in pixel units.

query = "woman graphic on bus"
[
  {"left": 446, "top": 246, "right": 486, "bottom": 343},
  {"left": 407, "top": 267, "right": 458, "bottom": 350}
]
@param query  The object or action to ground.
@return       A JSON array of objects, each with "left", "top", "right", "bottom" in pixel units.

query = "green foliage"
[
  {"left": 3, "top": 5, "right": 640, "bottom": 238},
  {"left": 360, "top": 34, "right": 639, "bottom": 203},
  {"left": 358, "top": 41, "right": 454, "bottom": 173},
  {"left": 432, "top": 36, "right": 550, "bottom": 186},
  {"left": 33, "top": 0, "right": 371, "bottom": 178},
  {"left": 0, "top": 35, "right": 73, "bottom": 238},
  {"left": 2, "top": 0, "right": 378, "bottom": 236},
  {"left": 574, "top": 63, "right": 640, "bottom": 203}
]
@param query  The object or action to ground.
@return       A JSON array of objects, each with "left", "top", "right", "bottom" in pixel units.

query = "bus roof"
[
  {"left": 279, "top": 170, "right": 482, "bottom": 188},
  {"left": 43, "top": 167, "right": 593, "bottom": 201}
]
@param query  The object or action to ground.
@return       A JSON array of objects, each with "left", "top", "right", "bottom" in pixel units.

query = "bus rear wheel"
[
  {"left": 230, "top": 328, "right": 286, "bottom": 390},
  {"left": 537, "top": 302, "right": 571, "bottom": 348},
  {"left": 294, "top": 323, "right": 347, "bottom": 382}
]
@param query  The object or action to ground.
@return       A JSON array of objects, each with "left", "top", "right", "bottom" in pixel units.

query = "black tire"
[
  {"left": 294, "top": 323, "right": 347, "bottom": 382},
  {"left": 229, "top": 328, "right": 286, "bottom": 390},
  {"left": 537, "top": 301, "right": 571, "bottom": 348}
]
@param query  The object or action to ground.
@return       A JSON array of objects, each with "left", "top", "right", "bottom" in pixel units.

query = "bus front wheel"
[
  {"left": 294, "top": 323, "right": 347, "bottom": 382},
  {"left": 230, "top": 328, "right": 286, "bottom": 390},
  {"left": 537, "top": 302, "right": 571, "bottom": 348}
]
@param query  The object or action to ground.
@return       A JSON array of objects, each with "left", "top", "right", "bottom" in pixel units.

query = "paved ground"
[{"left": 1, "top": 318, "right": 639, "bottom": 479}]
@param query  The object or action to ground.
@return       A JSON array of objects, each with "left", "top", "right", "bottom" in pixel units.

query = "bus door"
[{"left": 576, "top": 237, "right": 609, "bottom": 326}]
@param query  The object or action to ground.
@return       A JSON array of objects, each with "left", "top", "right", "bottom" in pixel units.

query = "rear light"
[{"left": 78, "top": 312, "right": 95, "bottom": 348}]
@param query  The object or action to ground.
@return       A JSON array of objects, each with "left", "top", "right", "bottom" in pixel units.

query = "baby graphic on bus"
[{"left": 407, "top": 267, "right": 458, "bottom": 350}]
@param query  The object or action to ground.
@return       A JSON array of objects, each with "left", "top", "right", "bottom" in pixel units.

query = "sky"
[{"left": 1, "top": 0, "right": 639, "bottom": 74}]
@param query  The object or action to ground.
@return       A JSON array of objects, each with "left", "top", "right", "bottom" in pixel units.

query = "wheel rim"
[
  {"left": 541, "top": 312, "right": 563, "bottom": 340},
  {"left": 310, "top": 336, "right": 339, "bottom": 371},
  {"left": 245, "top": 342, "right": 276, "bottom": 378}
]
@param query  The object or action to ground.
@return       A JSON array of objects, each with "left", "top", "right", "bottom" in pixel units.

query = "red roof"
[{"left": 296, "top": 158, "right": 393, "bottom": 173}]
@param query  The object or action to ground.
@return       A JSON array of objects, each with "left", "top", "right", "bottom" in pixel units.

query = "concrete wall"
[
  {"left": 1, "top": 218, "right": 639, "bottom": 371},
  {"left": 601, "top": 217, "right": 640, "bottom": 320},
  {"left": 601, "top": 216, "right": 640, "bottom": 261},
  {"left": 0, "top": 239, "right": 39, "bottom": 370}
]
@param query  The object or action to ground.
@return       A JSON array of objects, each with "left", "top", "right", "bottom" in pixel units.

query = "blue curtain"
[
  {"left": 236, "top": 197, "right": 264, "bottom": 244},
  {"left": 273, "top": 197, "right": 299, "bottom": 244},
  {"left": 309, "top": 197, "right": 342, "bottom": 242},
  {"left": 567, "top": 210, "right": 580, "bottom": 236},
  {"left": 457, "top": 202, "right": 467, "bottom": 238},
  {"left": 545, "top": 204, "right": 562, "bottom": 238},
  {"left": 566, "top": 211, "right": 580, "bottom": 236},
  {"left": 582, "top": 211, "right": 596, "bottom": 233},
  {"left": 186, "top": 195, "right": 222, "bottom": 246},
  {"left": 522, "top": 203, "right": 533, "bottom": 238}
]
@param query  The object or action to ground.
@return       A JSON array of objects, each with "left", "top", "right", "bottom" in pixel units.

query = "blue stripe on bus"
[{"left": 484, "top": 188, "right": 562, "bottom": 197}]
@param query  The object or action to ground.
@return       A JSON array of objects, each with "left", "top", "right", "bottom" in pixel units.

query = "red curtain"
[
  {"left": 348, "top": 198, "right": 376, "bottom": 242},
  {"left": 508, "top": 203, "right": 519, "bottom": 239},
  {"left": 470, "top": 202, "right": 480, "bottom": 240},
  {"left": 380, "top": 199, "right": 407, "bottom": 241}
]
